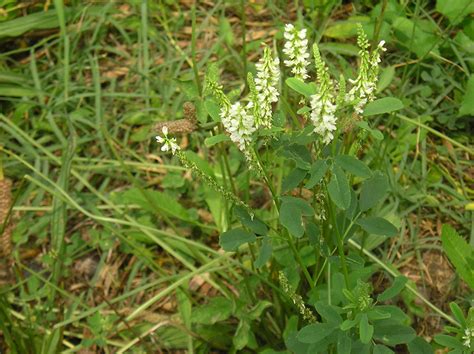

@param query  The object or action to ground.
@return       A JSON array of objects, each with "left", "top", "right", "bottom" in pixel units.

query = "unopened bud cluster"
[{"left": 279, "top": 271, "right": 316, "bottom": 323}]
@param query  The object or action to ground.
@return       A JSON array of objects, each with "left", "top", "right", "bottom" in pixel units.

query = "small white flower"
[
  {"left": 283, "top": 24, "right": 310, "bottom": 80},
  {"left": 310, "top": 92, "right": 337, "bottom": 145},
  {"left": 378, "top": 40, "right": 387, "bottom": 51},
  {"left": 156, "top": 126, "right": 180, "bottom": 155},
  {"left": 220, "top": 102, "right": 256, "bottom": 152},
  {"left": 254, "top": 46, "right": 280, "bottom": 128}
]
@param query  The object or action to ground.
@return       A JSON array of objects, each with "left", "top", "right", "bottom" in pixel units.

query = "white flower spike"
[
  {"left": 283, "top": 24, "right": 310, "bottom": 80},
  {"left": 310, "top": 43, "right": 337, "bottom": 145},
  {"left": 310, "top": 93, "right": 337, "bottom": 145},
  {"left": 156, "top": 126, "right": 180, "bottom": 155},
  {"left": 220, "top": 102, "right": 256, "bottom": 153},
  {"left": 255, "top": 46, "right": 280, "bottom": 128},
  {"left": 346, "top": 25, "right": 387, "bottom": 115}
]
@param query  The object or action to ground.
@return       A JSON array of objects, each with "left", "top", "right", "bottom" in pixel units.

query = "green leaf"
[
  {"left": 204, "top": 99, "right": 221, "bottom": 122},
  {"left": 177, "top": 79, "right": 199, "bottom": 99},
  {"left": 436, "top": 0, "right": 474, "bottom": 24},
  {"left": 340, "top": 318, "right": 359, "bottom": 331},
  {"left": 280, "top": 197, "right": 314, "bottom": 238},
  {"left": 449, "top": 302, "right": 466, "bottom": 327},
  {"left": 359, "top": 172, "right": 389, "bottom": 212},
  {"left": 363, "top": 97, "right": 404, "bottom": 116},
  {"left": 0, "top": 9, "right": 69, "bottom": 39},
  {"left": 357, "top": 216, "right": 398, "bottom": 237},
  {"left": 305, "top": 160, "right": 328, "bottom": 188},
  {"left": 233, "top": 320, "right": 250, "bottom": 350},
  {"left": 130, "top": 125, "right": 151, "bottom": 142},
  {"left": 254, "top": 238, "right": 272, "bottom": 268},
  {"left": 367, "top": 309, "right": 391, "bottom": 321},
  {"left": 377, "top": 66, "right": 395, "bottom": 93},
  {"left": 120, "top": 188, "right": 191, "bottom": 220},
  {"left": 191, "top": 296, "right": 233, "bottom": 324},
  {"left": 297, "top": 323, "right": 336, "bottom": 344},
  {"left": 176, "top": 288, "right": 192, "bottom": 328},
  {"left": 315, "top": 302, "right": 343, "bottom": 325},
  {"left": 374, "top": 324, "right": 416, "bottom": 345},
  {"left": 460, "top": 75, "right": 474, "bottom": 116},
  {"left": 441, "top": 224, "right": 474, "bottom": 289},
  {"left": 248, "top": 301, "right": 272, "bottom": 321},
  {"left": 306, "top": 222, "right": 321, "bottom": 246},
  {"left": 0, "top": 85, "right": 39, "bottom": 97},
  {"left": 407, "top": 337, "right": 434, "bottom": 354},
  {"left": 219, "top": 17, "right": 234, "bottom": 45},
  {"left": 328, "top": 165, "right": 351, "bottom": 210},
  {"left": 356, "top": 121, "right": 384, "bottom": 140},
  {"left": 434, "top": 334, "right": 465, "bottom": 350},
  {"left": 185, "top": 150, "right": 215, "bottom": 177},
  {"left": 337, "top": 331, "right": 352, "bottom": 354},
  {"left": 282, "top": 168, "right": 307, "bottom": 193},
  {"left": 335, "top": 155, "right": 372, "bottom": 178},
  {"left": 285, "top": 78, "right": 317, "bottom": 97},
  {"left": 377, "top": 276, "right": 408, "bottom": 301},
  {"left": 319, "top": 43, "right": 359, "bottom": 56},
  {"left": 392, "top": 17, "right": 439, "bottom": 58},
  {"left": 323, "top": 16, "right": 370, "bottom": 39},
  {"left": 204, "top": 134, "right": 230, "bottom": 147},
  {"left": 195, "top": 99, "right": 208, "bottom": 124},
  {"left": 219, "top": 228, "right": 256, "bottom": 252},
  {"left": 297, "top": 106, "right": 311, "bottom": 114},
  {"left": 234, "top": 206, "right": 268, "bottom": 236},
  {"left": 359, "top": 314, "right": 373, "bottom": 344},
  {"left": 373, "top": 344, "right": 394, "bottom": 354},
  {"left": 283, "top": 144, "right": 312, "bottom": 170}
]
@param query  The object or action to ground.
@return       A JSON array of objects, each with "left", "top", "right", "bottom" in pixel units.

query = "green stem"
[
  {"left": 219, "top": 127, "right": 237, "bottom": 195},
  {"left": 240, "top": 0, "right": 247, "bottom": 83},
  {"left": 286, "top": 231, "right": 314, "bottom": 288},
  {"left": 216, "top": 142, "right": 231, "bottom": 226},
  {"left": 253, "top": 148, "right": 279, "bottom": 209},
  {"left": 191, "top": 4, "right": 202, "bottom": 96},
  {"left": 327, "top": 196, "right": 350, "bottom": 289},
  {"left": 372, "top": 0, "right": 388, "bottom": 47},
  {"left": 253, "top": 148, "right": 313, "bottom": 287}
]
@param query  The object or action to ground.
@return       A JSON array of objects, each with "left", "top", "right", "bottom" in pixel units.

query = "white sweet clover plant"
[
  {"left": 154, "top": 23, "right": 386, "bottom": 216},
  {"left": 152, "top": 23, "right": 467, "bottom": 353}
]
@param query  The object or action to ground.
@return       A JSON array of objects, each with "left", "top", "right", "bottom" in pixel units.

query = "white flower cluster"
[
  {"left": 156, "top": 126, "right": 180, "bottom": 154},
  {"left": 346, "top": 27, "right": 386, "bottom": 114},
  {"left": 255, "top": 46, "right": 280, "bottom": 128},
  {"left": 463, "top": 327, "right": 474, "bottom": 349},
  {"left": 220, "top": 102, "right": 256, "bottom": 153},
  {"left": 283, "top": 24, "right": 310, "bottom": 80},
  {"left": 310, "top": 93, "right": 337, "bottom": 145},
  {"left": 310, "top": 44, "right": 338, "bottom": 145}
]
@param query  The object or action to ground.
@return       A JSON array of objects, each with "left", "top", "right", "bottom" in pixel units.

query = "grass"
[{"left": 0, "top": 0, "right": 473, "bottom": 352}]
